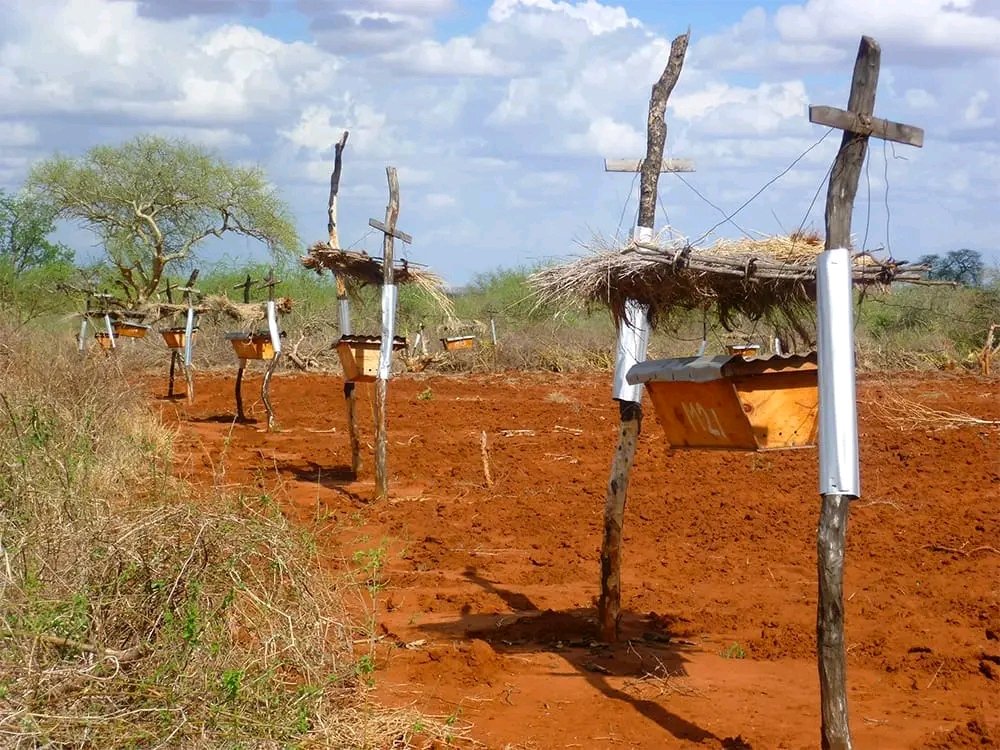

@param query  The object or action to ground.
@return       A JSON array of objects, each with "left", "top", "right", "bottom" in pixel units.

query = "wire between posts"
[{"left": 691, "top": 127, "right": 836, "bottom": 247}]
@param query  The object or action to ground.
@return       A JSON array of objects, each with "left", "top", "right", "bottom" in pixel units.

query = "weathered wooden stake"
[
  {"left": 599, "top": 30, "right": 689, "bottom": 643},
  {"left": 326, "top": 131, "right": 361, "bottom": 475},
  {"left": 374, "top": 167, "right": 401, "bottom": 500},
  {"left": 811, "top": 35, "right": 923, "bottom": 750}
]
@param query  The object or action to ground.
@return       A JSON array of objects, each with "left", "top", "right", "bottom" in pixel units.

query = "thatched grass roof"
[
  {"left": 529, "top": 233, "right": 930, "bottom": 331},
  {"left": 302, "top": 242, "right": 454, "bottom": 318},
  {"left": 137, "top": 296, "right": 293, "bottom": 326}
]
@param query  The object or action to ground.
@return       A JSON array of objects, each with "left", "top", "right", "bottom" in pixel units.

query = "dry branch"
[{"left": 862, "top": 391, "right": 1000, "bottom": 430}]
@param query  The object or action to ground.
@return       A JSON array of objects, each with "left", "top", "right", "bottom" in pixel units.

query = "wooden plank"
[
  {"left": 368, "top": 218, "right": 412, "bottom": 244},
  {"left": 606, "top": 157, "right": 695, "bottom": 173},
  {"left": 809, "top": 105, "right": 923, "bottom": 148},
  {"left": 604, "top": 158, "right": 695, "bottom": 173}
]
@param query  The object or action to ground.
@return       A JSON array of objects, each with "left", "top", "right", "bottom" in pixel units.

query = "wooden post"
[
  {"left": 164, "top": 278, "right": 177, "bottom": 397},
  {"left": 326, "top": 131, "right": 361, "bottom": 475},
  {"left": 260, "top": 267, "right": 281, "bottom": 431},
  {"left": 179, "top": 269, "right": 199, "bottom": 403},
  {"left": 811, "top": 35, "right": 923, "bottom": 750},
  {"left": 328, "top": 131, "right": 349, "bottom": 247},
  {"left": 233, "top": 274, "right": 254, "bottom": 422},
  {"left": 598, "top": 31, "right": 689, "bottom": 643},
  {"left": 374, "top": 167, "right": 401, "bottom": 500}
]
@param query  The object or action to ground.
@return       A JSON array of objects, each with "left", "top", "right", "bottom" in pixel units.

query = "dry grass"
[
  {"left": 0, "top": 326, "right": 467, "bottom": 748},
  {"left": 860, "top": 388, "right": 1000, "bottom": 431},
  {"left": 529, "top": 231, "right": 928, "bottom": 335},
  {"left": 302, "top": 243, "right": 455, "bottom": 319}
]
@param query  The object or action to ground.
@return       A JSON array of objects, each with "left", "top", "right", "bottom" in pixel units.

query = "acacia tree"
[
  {"left": 28, "top": 135, "right": 299, "bottom": 303},
  {"left": 917, "top": 249, "right": 984, "bottom": 286},
  {"left": 0, "top": 189, "right": 71, "bottom": 275}
]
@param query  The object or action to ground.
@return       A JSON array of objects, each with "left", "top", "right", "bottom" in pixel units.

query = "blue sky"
[{"left": 1, "top": 0, "right": 998, "bottom": 285}]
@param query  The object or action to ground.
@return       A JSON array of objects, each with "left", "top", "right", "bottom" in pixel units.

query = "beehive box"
[
  {"left": 113, "top": 321, "right": 150, "bottom": 339},
  {"left": 726, "top": 344, "right": 761, "bottom": 359},
  {"left": 226, "top": 332, "right": 276, "bottom": 360},
  {"left": 441, "top": 335, "right": 476, "bottom": 351},
  {"left": 336, "top": 335, "right": 406, "bottom": 382},
  {"left": 94, "top": 332, "right": 115, "bottom": 351},
  {"left": 627, "top": 353, "right": 819, "bottom": 451},
  {"left": 161, "top": 327, "right": 197, "bottom": 349}
]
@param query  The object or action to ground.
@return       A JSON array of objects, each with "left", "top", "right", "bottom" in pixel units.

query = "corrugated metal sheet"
[{"left": 627, "top": 352, "right": 818, "bottom": 385}]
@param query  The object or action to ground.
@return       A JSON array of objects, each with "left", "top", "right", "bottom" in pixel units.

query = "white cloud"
[
  {"left": 904, "top": 88, "right": 937, "bottom": 108},
  {"left": 774, "top": 0, "right": 1000, "bottom": 60},
  {"left": 382, "top": 36, "right": 517, "bottom": 77},
  {"left": 963, "top": 90, "right": 995, "bottom": 127},
  {"left": 671, "top": 81, "right": 809, "bottom": 136},
  {"left": 565, "top": 116, "right": 645, "bottom": 156},
  {"left": 489, "top": 0, "right": 639, "bottom": 35},
  {"left": 0, "top": 122, "right": 39, "bottom": 147},
  {"left": 425, "top": 192, "right": 457, "bottom": 209}
]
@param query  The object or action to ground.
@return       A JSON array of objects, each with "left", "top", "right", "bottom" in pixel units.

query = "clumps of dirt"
[
  {"left": 747, "top": 622, "right": 814, "bottom": 660},
  {"left": 410, "top": 639, "right": 506, "bottom": 687},
  {"left": 922, "top": 718, "right": 997, "bottom": 749}
]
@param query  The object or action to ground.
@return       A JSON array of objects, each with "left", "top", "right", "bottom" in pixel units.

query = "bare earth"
[{"left": 154, "top": 369, "right": 999, "bottom": 749}]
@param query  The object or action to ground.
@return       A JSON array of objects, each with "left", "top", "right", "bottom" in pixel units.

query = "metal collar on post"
[
  {"left": 816, "top": 248, "right": 860, "bottom": 497},
  {"left": 378, "top": 284, "right": 398, "bottom": 380},
  {"left": 612, "top": 225, "right": 653, "bottom": 403},
  {"left": 266, "top": 300, "right": 282, "bottom": 356}
]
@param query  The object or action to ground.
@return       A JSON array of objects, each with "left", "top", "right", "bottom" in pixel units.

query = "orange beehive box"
[
  {"left": 161, "top": 327, "right": 197, "bottom": 349},
  {"left": 336, "top": 335, "right": 406, "bottom": 382},
  {"left": 627, "top": 353, "right": 819, "bottom": 451},
  {"left": 726, "top": 344, "right": 761, "bottom": 359},
  {"left": 226, "top": 332, "right": 277, "bottom": 360},
  {"left": 112, "top": 321, "right": 150, "bottom": 339},
  {"left": 441, "top": 335, "right": 476, "bottom": 351}
]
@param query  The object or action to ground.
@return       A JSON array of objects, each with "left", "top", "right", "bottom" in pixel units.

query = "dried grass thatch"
[
  {"left": 137, "top": 295, "right": 293, "bottom": 327},
  {"left": 530, "top": 232, "right": 931, "bottom": 331},
  {"left": 302, "top": 242, "right": 455, "bottom": 318}
]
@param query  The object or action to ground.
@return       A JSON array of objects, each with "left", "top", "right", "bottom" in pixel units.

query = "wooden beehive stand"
[
  {"left": 159, "top": 270, "right": 202, "bottom": 402},
  {"left": 75, "top": 290, "right": 151, "bottom": 355},
  {"left": 530, "top": 33, "right": 934, "bottom": 750},
  {"left": 225, "top": 269, "right": 285, "bottom": 431},
  {"left": 300, "top": 131, "right": 453, "bottom": 499}
]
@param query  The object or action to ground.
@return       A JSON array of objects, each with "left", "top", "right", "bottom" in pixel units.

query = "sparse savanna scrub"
[{"left": 0, "top": 327, "right": 461, "bottom": 747}]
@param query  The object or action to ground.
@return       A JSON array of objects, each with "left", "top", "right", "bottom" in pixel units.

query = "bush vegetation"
[{"left": 0, "top": 327, "right": 460, "bottom": 747}]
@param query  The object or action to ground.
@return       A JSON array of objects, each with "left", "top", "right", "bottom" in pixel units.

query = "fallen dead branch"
[{"left": 861, "top": 390, "right": 1000, "bottom": 430}]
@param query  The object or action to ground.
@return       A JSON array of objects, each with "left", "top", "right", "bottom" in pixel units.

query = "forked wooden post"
[
  {"left": 326, "top": 131, "right": 362, "bottom": 475},
  {"left": 599, "top": 31, "right": 689, "bottom": 642},
  {"left": 373, "top": 167, "right": 403, "bottom": 500},
  {"left": 811, "top": 35, "right": 923, "bottom": 750}
]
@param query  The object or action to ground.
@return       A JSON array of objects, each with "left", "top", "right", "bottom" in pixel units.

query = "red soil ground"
[{"left": 154, "top": 369, "right": 999, "bottom": 749}]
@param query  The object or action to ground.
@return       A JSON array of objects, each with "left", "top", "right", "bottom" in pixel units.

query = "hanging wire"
[
  {"left": 668, "top": 170, "right": 753, "bottom": 238},
  {"left": 614, "top": 167, "right": 641, "bottom": 242},
  {"left": 656, "top": 191, "right": 671, "bottom": 230},
  {"left": 861, "top": 147, "right": 872, "bottom": 252},
  {"left": 345, "top": 227, "right": 376, "bottom": 250},
  {"left": 691, "top": 127, "right": 836, "bottom": 246},
  {"left": 883, "top": 139, "right": 893, "bottom": 260},
  {"left": 795, "top": 159, "right": 835, "bottom": 236}
]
